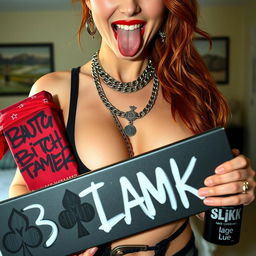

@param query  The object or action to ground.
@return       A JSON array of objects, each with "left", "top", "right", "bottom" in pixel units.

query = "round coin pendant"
[
  {"left": 125, "top": 106, "right": 137, "bottom": 122},
  {"left": 124, "top": 124, "right": 136, "bottom": 136}
]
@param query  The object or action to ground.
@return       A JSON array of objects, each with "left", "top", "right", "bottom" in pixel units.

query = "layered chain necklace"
[
  {"left": 93, "top": 52, "right": 155, "bottom": 93},
  {"left": 91, "top": 52, "right": 159, "bottom": 157}
]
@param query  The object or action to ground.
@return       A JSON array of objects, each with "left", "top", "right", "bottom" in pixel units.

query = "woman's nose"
[{"left": 118, "top": 0, "right": 141, "bottom": 17}]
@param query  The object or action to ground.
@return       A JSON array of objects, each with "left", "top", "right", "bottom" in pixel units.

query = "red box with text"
[{"left": 0, "top": 91, "right": 78, "bottom": 191}]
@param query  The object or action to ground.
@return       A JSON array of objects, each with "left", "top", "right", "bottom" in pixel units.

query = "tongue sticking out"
[{"left": 116, "top": 27, "right": 142, "bottom": 57}]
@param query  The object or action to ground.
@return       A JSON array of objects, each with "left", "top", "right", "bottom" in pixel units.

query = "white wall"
[
  {"left": 199, "top": 5, "right": 256, "bottom": 256},
  {"left": 199, "top": 5, "right": 246, "bottom": 119},
  {"left": 0, "top": 8, "right": 100, "bottom": 107},
  {"left": 243, "top": 1, "right": 256, "bottom": 167},
  {"left": 199, "top": 3, "right": 256, "bottom": 163}
]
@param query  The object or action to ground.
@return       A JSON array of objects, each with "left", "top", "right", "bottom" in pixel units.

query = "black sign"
[{"left": 0, "top": 128, "right": 232, "bottom": 256}]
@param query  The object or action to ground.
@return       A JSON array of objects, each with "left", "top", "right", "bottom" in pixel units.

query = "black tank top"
[
  {"left": 66, "top": 67, "right": 91, "bottom": 174},
  {"left": 65, "top": 67, "right": 191, "bottom": 256}
]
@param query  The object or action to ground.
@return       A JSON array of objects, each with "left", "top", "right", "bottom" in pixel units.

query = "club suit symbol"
[
  {"left": 58, "top": 190, "right": 95, "bottom": 237},
  {"left": 3, "top": 209, "right": 43, "bottom": 256}
]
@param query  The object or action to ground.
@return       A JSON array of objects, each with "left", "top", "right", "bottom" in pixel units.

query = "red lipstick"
[{"left": 112, "top": 20, "right": 145, "bottom": 26}]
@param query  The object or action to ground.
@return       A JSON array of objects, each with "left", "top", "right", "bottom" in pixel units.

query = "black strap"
[
  {"left": 67, "top": 67, "right": 80, "bottom": 135},
  {"left": 103, "top": 219, "right": 189, "bottom": 256},
  {"left": 172, "top": 234, "right": 197, "bottom": 256},
  {"left": 66, "top": 67, "right": 91, "bottom": 174}
]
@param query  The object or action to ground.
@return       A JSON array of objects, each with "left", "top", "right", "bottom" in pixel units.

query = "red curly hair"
[{"left": 74, "top": 0, "right": 229, "bottom": 134}]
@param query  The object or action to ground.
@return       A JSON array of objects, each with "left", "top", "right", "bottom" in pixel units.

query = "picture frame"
[
  {"left": 194, "top": 37, "right": 229, "bottom": 84},
  {"left": 0, "top": 43, "right": 54, "bottom": 95}
]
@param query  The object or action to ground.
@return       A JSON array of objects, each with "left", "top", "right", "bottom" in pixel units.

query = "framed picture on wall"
[
  {"left": 0, "top": 43, "right": 54, "bottom": 95},
  {"left": 193, "top": 37, "right": 229, "bottom": 84}
]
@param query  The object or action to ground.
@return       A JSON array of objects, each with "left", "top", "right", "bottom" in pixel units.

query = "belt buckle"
[{"left": 110, "top": 245, "right": 149, "bottom": 256}]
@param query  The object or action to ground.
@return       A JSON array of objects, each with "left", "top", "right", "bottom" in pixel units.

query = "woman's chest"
[{"left": 70, "top": 92, "right": 194, "bottom": 171}]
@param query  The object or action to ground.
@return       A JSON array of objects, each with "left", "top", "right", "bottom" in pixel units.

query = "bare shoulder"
[
  {"left": 29, "top": 71, "right": 72, "bottom": 109},
  {"left": 30, "top": 71, "right": 71, "bottom": 96},
  {"left": 28, "top": 63, "right": 93, "bottom": 123}
]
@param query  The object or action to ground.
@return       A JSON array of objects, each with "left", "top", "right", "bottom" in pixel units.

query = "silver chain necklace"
[
  {"left": 92, "top": 52, "right": 155, "bottom": 93},
  {"left": 91, "top": 54, "right": 159, "bottom": 157}
]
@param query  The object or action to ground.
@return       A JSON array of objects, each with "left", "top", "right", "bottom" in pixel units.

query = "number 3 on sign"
[{"left": 23, "top": 204, "right": 58, "bottom": 247}]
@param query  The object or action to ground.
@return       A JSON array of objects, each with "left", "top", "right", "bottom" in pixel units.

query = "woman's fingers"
[
  {"left": 74, "top": 247, "right": 98, "bottom": 256},
  {"left": 203, "top": 169, "right": 252, "bottom": 187},
  {"left": 203, "top": 191, "right": 255, "bottom": 206},
  {"left": 200, "top": 176, "right": 255, "bottom": 206},
  {"left": 83, "top": 247, "right": 98, "bottom": 256},
  {"left": 214, "top": 154, "right": 249, "bottom": 175},
  {"left": 199, "top": 180, "right": 254, "bottom": 197},
  {"left": 198, "top": 153, "right": 256, "bottom": 207}
]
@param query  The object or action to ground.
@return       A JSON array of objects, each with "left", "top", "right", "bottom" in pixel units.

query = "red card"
[{"left": 0, "top": 91, "right": 78, "bottom": 191}]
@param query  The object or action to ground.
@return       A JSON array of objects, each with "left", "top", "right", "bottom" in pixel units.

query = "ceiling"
[{"left": 0, "top": 0, "right": 250, "bottom": 12}]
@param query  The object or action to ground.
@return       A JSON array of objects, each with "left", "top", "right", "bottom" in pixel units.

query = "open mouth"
[
  {"left": 111, "top": 20, "right": 146, "bottom": 39},
  {"left": 111, "top": 20, "right": 146, "bottom": 57}
]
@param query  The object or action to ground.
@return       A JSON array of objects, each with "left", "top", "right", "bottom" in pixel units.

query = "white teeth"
[{"left": 116, "top": 24, "right": 143, "bottom": 31}]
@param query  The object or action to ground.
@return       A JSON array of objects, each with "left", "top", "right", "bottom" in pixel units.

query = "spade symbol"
[
  {"left": 3, "top": 209, "right": 42, "bottom": 256},
  {"left": 58, "top": 190, "right": 95, "bottom": 238}
]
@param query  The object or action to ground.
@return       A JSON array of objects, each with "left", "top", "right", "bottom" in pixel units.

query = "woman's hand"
[
  {"left": 73, "top": 247, "right": 98, "bottom": 256},
  {"left": 198, "top": 149, "right": 255, "bottom": 206}
]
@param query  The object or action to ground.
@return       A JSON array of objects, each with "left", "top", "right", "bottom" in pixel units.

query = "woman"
[{"left": 9, "top": 0, "right": 255, "bottom": 255}]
